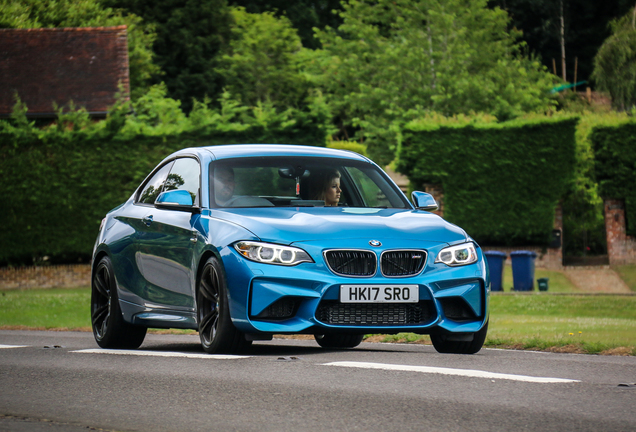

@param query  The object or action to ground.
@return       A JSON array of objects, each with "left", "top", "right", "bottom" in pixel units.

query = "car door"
[{"left": 135, "top": 157, "right": 201, "bottom": 311}]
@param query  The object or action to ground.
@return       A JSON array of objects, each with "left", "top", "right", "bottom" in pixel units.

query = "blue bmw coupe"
[{"left": 91, "top": 144, "right": 489, "bottom": 354}]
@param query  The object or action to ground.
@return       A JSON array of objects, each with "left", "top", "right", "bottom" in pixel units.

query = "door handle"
[
  {"left": 142, "top": 215, "right": 153, "bottom": 226},
  {"left": 190, "top": 230, "right": 198, "bottom": 243}
]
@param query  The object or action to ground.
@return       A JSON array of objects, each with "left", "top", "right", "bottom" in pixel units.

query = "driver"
[
  {"left": 313, "top": 169, "right": 341, "bottom": 206},
  {"left": 213, "top": 166, "right": 235, "bottom": 206}
]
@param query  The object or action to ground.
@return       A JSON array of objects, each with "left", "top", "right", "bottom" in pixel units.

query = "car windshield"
[{"left": 210, "top": 156, "right": 409, "bottom": 209}]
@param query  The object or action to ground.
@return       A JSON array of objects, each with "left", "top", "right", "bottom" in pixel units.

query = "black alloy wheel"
[
  {"left": 197, "top": 256, "right": 251, "bottom": 354},
  {"left": 91, "top": 256, "right": 146, "bottom": 349}
]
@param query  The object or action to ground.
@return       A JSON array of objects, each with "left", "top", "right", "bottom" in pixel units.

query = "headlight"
[
  {"left": 435, "top": 243, "right": 478, "bottom": 266},
  {"left": 234, "top": 241, "right": 314, "bottom": 266}
]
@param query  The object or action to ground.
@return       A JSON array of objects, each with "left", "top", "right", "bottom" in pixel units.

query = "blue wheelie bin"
[
  {"left": 484, "top": 251, "right": 507, "bottom": 292},
  {"left": 510, "top": 251, "right": 537, "bottom": 291}
]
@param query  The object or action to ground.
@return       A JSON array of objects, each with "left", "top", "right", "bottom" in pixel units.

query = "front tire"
[
  {"left": 430, "top": 321, "right": 488, "bottom": 354},
  {"left": 197, "top": 256, "right": 251, "bottom": 354},
  {"left": 315, "top": 334, "right": 364, "bottom": 349},
  {"left": 91, "top": 256, "right": 147, "bottom": 349}
]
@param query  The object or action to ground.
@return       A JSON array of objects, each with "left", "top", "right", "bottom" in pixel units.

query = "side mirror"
[
  {"left": 155, "top": 190, "right": 198, "bottom": 212},
  {"left": 411, "top": 191, "right": 438, "bottom": 212}
]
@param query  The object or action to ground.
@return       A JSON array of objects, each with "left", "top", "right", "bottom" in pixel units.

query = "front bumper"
[{"left": 223, "top": 238, "right": 490, "bottom": 336}]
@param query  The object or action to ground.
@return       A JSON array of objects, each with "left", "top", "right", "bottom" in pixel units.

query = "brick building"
[{"left": 0, "top": 26, "right": 130, "bottom": 118}]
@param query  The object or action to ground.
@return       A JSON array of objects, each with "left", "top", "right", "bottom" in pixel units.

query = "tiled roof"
[{"left": 0, "top": 26, "right": 130, "bottom": 118}]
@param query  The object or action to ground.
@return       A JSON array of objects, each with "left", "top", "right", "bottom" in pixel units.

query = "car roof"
[{"left": 173, "top": 144, "right": 371, "bottom": 163}]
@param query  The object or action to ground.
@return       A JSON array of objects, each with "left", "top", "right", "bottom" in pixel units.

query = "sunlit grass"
[
  {"left": 489, "top": 315, "right": 636, "bottom": 348},
  {"left": 489, "top": 294, "right": 636, "bottom": 319},
  {"left": 485, "top": 294, "right": 636, "bottom": 353},
  {"left": 0, "top": 288, "right": 91, "bottom": 330}
]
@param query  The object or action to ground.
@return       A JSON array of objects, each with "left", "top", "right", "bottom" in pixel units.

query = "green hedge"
[
  {"left": 0, "top": 114, "right": 326, "bottom": 265},
  {"left": 326, "top": 140, "right": 367, "bottom": 157},
  {"left": 397, "top": 117, "right": 578, "bottom": 246},
  {"left": 592, "top": 122, "right": 636, "bottom": 236}
]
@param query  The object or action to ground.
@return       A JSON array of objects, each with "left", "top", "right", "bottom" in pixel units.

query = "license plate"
[{"left": 340, "top": 285, "right": 418, "bottom": 303}]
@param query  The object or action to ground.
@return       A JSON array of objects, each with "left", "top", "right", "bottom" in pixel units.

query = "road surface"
[{"left": 1, "top": 330, "right": 635, "bottom": 431}]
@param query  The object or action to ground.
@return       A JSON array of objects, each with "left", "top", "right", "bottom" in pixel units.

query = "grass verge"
[
  {"left": 486, "top": 294, "right": 636, "bottom": 355},
  {"left": 1, "top": 288, "right": 634, "bottom": 355},
  {"left": 0, "top": 288, "right": 91, "bottom": 330}
]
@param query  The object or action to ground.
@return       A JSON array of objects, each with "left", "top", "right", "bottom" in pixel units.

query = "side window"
[
  {"left": 137, "top": 161, "right": 174, "bottom": 204},
  {"left": 165, "top": 158, "right": 201, "bottom": 206}
]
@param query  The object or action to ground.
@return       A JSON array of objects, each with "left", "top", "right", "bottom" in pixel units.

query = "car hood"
[{"left": 209, "top": 207, "right": 468, "bottom": 245}]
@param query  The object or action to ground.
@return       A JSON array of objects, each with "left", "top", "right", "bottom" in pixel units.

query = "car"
[{"left": 91, "top": 144, "right": 489, "bottom": 354}]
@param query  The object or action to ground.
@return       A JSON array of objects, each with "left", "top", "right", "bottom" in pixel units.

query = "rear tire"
[
  {"left": 91, "top": 256, "right": 147, "bottom": 349},
  {"left": 197, "top": 256, "right": 251, "bottom": 354},
  {"left": 430, "top": 321, "right": 488, "bottom": 354},
  {"left": 315, "top": 334, "right": 364, "bottom": 349}
]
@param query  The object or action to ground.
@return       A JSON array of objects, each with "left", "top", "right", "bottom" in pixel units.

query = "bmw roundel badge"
[{"left": 369, "top": 240, "right": 382, "bottom": 247}]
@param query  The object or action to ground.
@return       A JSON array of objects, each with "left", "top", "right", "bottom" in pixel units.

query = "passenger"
[
  {"left": 213, "top": 166, "right": 235, "bottom": 206},
  {"left": 314, "top": 169, "right": 341, "bottom": 206}
]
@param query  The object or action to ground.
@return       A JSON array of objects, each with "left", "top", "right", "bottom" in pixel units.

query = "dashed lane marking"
[
  {"left": 71, "top": 349, "right": 249, "bottom": 359},
  {"left": 323, "top": 361, "right": 580, "bottom": 383},
  {"left": 0, "top": 344, "right": 28, "bottom": 349}
]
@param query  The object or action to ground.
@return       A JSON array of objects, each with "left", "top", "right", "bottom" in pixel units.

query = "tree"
[
  {"left": 306, "top": 0, "right": 556, "bottom": 164},
  {"left": 593, "top": 6, "right": 636, "bottom": 111},
  {"left": 227, "top": 0, "right": 343, "bottom": 49},
  {"left": 489, "top": 0, "right": 634, "bottom": 85},
  {"left": 103, "top": 0, "right": 235, "bottom": 112},
  {"left": 0, "top": 0, "right": 159, "bottom": 99},
  {"left": 216, "top": 7, "right": 309, "bottom": 108}
]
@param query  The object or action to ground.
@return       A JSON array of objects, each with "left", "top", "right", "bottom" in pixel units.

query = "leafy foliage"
[
  {"left": 0, "top": 0, "right": 618, "bottom": 263},
  {"left": 0, "top": 0, "right": 159, "bottom": 100},
  {"left": 305, "top": 0, "right": 557, "bottom": 165},
  {"left": 592, "top": 119, "right": 636, "bottom": 236},
  {"left": 217, "top": 7, "right": 309, "bottom": 109},
  {"left": 593, "top": 7, "right": 636, "bottom": 110},
  {"left": 102, "top": 0, "right": 234, "bottom": 112},
  {"left": 227, "top": 0, "right": 344, "bottom": 49},
  {"left": 397, "top": 116, "right": 578, "bottom": 246},
  {"left": 559, "top": 113, "right": 632, "bottom": 256},
  {"left": 326, "top": 139, "right": 367, "bottom": 157}
]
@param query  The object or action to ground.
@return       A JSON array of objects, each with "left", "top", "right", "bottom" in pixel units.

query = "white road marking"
[
  {"left": 0, "top": 344, "right": 28, "bottom": 349},
  {"left": 71, "top": 349, "right": 249, "bottom": 359},
  {"left": 323, "top": 361, "right": 580, "bottom": 383}
]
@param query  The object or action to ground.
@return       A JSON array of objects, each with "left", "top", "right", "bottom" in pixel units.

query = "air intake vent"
[
  {"left": 316, "top": 300, "right": 435, "bottom": 326},
  {"left": 439, "top": 298, "right": 478, "bottom": 321},
  {"left": 252, "top": 298, "right": 299, "bottom": 320},
  {"left": 324, "top": 250, "right": 377, "bottom": 276},
  {"left": 381, "top": 250, "right": 426, "bottom": 277}
]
